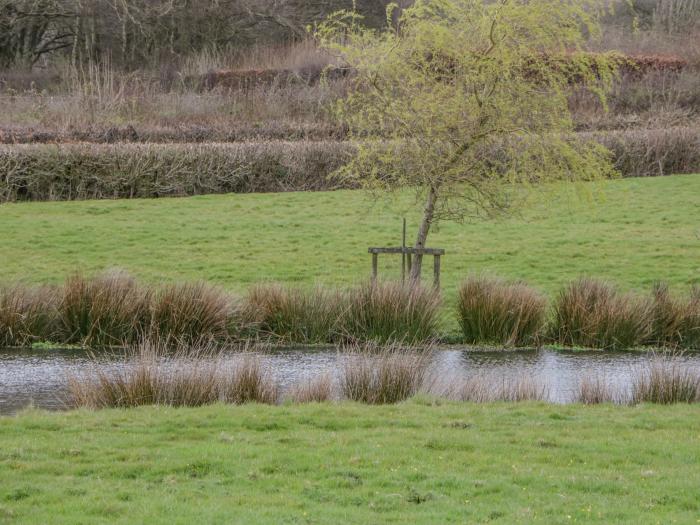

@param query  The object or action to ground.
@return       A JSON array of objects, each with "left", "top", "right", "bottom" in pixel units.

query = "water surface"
[{"left": 1, "top": 347, "right": 699, "bottom": 414}]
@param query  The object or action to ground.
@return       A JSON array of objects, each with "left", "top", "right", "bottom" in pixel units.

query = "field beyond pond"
[
  {"left": 1, "top": 402, "right": 699, "bottom": 524},
  {"left": 1, "top": 175, "right": 697, "bottom": 297}
]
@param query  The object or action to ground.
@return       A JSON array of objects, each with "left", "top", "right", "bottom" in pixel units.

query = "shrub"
[
  {"left": 631, "top": 355, "right": 700, "bottom": 404},
  {"left": 457, "top": 275, "right": 547, "bottom": 347},
  {"left": 648, "top": 282, "right": 700, "bottom": 349},
  {"left": 150, "top": 282, "right": 239, "bottom": 345},
  {"left": 57, "top": 271, "right": 151, "bottom": 346},
  {"left": 245, "top": 284, "right": 343, "bottom": 343},
  {"left": 0, "top": 285, "right": 57, "bottom": 346},
  {"left": 341, "top": 345, "right": 429, "bottom": 404},
  {"left": 340, "top": 282, "right": 440, "bottom": 344},
  {"left": 551, "top": 278, "right": 654, "bottom": 349}
]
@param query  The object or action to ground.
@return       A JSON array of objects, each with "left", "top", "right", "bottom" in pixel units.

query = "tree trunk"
[{"left": 410, "top": 185, "right": 438, "bottom": 283}]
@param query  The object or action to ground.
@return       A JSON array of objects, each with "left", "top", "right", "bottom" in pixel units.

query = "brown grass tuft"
[
  {"left": 0, "top": 284, "right": 58, "bottom": 346},
  {"left": 631, "top": 355, "right": 700, "bottom": 404},
  {"left": 341, "top": 344, "right": 430, "bottom": 404},
  {"left": 287, "top": 373, "right": 334, "bottom": 403},
  {"left": 551, "top": 278, "right": 654, "bottom": 349},
  {"left": 57, "top": 271, "right": 151, "bottom": 346},
  {"left": 457, "top": 275, "right": 547, "bottom": 347}
]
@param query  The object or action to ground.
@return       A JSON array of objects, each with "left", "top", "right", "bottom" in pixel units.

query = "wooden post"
[
  {"left": 433, "top": 254, "right": 441, "bottom": 290},
  {"left": 372, "top": 252, "right": 378, "bottom": 284},
  {"left": 401, "top": 218, "right": 406, "bottom": 284}
]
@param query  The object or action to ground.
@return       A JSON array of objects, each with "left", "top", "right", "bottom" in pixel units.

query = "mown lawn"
[
  {"left": 0, "top": 401, "right": 699, "bottom": 524},
  {"left": 0, "top": 175, "right": 698, "bottom": 299}
]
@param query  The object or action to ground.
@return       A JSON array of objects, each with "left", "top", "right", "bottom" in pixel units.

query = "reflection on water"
[{"left": 1, "top": 347, "right": 699, "bottom": 414}]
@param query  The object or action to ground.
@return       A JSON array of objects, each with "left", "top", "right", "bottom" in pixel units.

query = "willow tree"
[{"left": 317, "top": 0, "right": 617, "bottom": 281}]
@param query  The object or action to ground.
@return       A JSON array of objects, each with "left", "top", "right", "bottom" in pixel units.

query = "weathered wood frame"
[{"left": 368, "top": 247, "right": 445, "bottom": 289}]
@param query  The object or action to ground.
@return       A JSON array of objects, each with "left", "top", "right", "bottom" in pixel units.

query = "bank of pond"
[{"left": 1, "top": 272, "right": 698, "bottom": 350}]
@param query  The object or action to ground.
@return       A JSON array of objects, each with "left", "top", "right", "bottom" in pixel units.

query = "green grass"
[
  {"left": 0, "top": 175, "right": 698, "bottom": 300},
  {"left": 1, "top": 401, "right": 699, "bottom": 523}
]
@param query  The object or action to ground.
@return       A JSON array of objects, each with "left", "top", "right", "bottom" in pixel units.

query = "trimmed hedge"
[{"left": 0, "top": 127, "right": 698, "bottom": 202}]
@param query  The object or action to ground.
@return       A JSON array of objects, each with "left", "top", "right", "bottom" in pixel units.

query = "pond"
[{"left": 1, "top": 347, "right": 699, "bottom": 414}]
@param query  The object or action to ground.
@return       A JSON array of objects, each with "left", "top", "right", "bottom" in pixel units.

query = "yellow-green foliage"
[{"left": 318, "top": 0, "right": 619, "bottom": 223}]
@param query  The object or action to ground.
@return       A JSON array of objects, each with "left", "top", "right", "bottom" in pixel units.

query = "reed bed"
[
  {"left": 551, "top": 278, "right": 655, "bottom": 350},
  {"left": 457, "top": 275, "right": 547, "bottom": 347}
]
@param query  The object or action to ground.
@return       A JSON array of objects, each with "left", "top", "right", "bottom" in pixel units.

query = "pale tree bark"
[{"left": 410, "top": 184, "right": 438, "bottom": 283}]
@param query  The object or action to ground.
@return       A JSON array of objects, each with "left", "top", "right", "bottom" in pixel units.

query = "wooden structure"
[{"left": 368, "top": 247, "right": 445, "bottom": 289}]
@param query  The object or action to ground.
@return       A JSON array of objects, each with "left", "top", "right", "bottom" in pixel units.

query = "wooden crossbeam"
[
  {"left": 368, "top": 247, "right": 445, "bottom": 256},
  {"left": 368, "top": 246, "right": 444, "bottom": 289}
]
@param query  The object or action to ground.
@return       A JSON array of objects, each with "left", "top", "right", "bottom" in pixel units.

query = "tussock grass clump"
[
  {"left": 341, "top": 345, "right": 429, "bottom": 404},
  {"left": 150, "top": 282, "right": 239, "bottom": 345},
  {"left": 222, "top": 354, "right": 279, "bottom": 405},
  {"left": 457, "top": 275, "right": 547, "bottom": 347},
  {"left": 551, "top": 278, "right": 654, "bottom": 349},
  {"left": 0, "top": 285, "right": 58, "bottom": 346},
  {"left": 340, "top": 282, "right": 440, "bottom": 344},
  {"left": 438, "top": 374, "right": 549, "bottom": 402},
  {"left": 575, "top": 375, "right": 619, "bottom": 404},
  {"left": 287, "top": 373, "right": 334, "bottom": 403},
  {"left": 68, "top": 342, "right": 278, "bottom": 408},
  {"left": 631, "top": 356, "right": 700, "bottom": 404},
  {"left": 58, "top": 271, "right": 151, "bottom": 346},
  {"left": 246, "top": 284, "right": 343, "bottom": 343},
  {"left": 648, "top": 282, "right": 700, "bottom": 349}
]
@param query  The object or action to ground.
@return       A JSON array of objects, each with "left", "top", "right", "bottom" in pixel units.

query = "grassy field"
[
  {"left": 0, "top": 174, "right": 698, "bottom": 300},
  {"left": 0, "top": 401, "right": 698, "bottom": 524}
]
